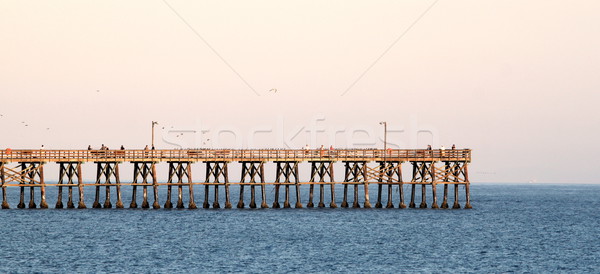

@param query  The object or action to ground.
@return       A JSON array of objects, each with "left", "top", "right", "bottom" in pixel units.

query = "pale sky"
[{"left": 1, "top": 0, "right": 599, "bottom": 183}]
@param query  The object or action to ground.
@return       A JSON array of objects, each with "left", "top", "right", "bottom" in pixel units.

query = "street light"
[
  {"left": 379, "top": 120, "right": 387, "bottom": 172},
  {"left": 379, "top": 121, "right": 387, "bottom": 154},
  {"left": 152, "top": 121, "right": 159, "bottom": 148}
]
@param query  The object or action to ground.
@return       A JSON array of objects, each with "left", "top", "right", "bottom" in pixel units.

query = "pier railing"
[{"left": 0, "top": 149, "right": 471, "bottom": 163}]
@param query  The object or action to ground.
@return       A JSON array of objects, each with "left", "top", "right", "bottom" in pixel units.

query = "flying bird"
[{"left": 269, "top": 88, "right": 277, "bottom": 93}]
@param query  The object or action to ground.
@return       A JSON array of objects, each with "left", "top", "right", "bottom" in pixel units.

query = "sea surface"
[{"left": 0, "top": 183, "right": 599, "bottom": 273}]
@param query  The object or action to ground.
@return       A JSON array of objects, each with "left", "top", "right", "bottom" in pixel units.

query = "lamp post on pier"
[
  {"left": 379, "top": 121, "right": 387, "bottom": 159},
  {"left": 152, "top": 121, "right": 159, "bottom": 148},
  {"left": 379, "top": 121, "right": 387, "bottom": 180}
]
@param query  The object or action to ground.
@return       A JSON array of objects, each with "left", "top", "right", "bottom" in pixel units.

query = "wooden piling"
[
  {"left": 363, "top": 162, "right": 371, "bottom": 208},
  {"left": 453, "top": 184, "right": 461, "bottom": 209},
  {"left": 464, "top": 164, "right": 472, "bottom": 209},
  {"left": 409, "top": 184, "right": 416, "bottom": 208},
  {"left": 293, "top": 162, "right": 302, "bottom": 208},
  {"left": 38, "top": 164, "right": 48, "bottom": 208},
  {"left": 430, "top": 164, "right": 438, "bottom": 209},
  {"left": 385, "top": 163, "right": 394, "bottom": 208},
  {"left": 341, "top": 184, "right": 348, "bottom": 208},
  {"left": 213, "top": 185, "right": 220, "bottom": 208},
  {"left": 283, "top": 184, "right": 291, "bottom": 208},
  {"left": 224, "top": 163, "right": 232, "bottom": 209},
  {"left": 249, "top": 176, "right": 256, "bottom": 209},
  {"left": 115, "top": 164, "right": 123, "bottom": 208},
  {"left": 237, "top": 162, "right": 248, "bottom": 208},
  {"left": 261, "top": 162, "right": 269, "bottom": 209},
  {"left": 419, "top": 184, "right": 427, "bottom": 209},
  {"left": 441, "top": 184, "right": 449, "bottom": 209},
  {"left": 307, "top": 183, "right": 314, "bottom": 208},
  {"left": 431, "top": 183, "right": 439, "bottom": 209},
  {"left": 273, "top": 171, "right": 281, "bottom": 209},
  {"left": 152, "top": 163, "right": 160, "bottom": 209},
  {"left": 77, "top": 163, "right": 86, "bottom": 209},
  {"left": 329, "top": 163, "right": 336, "bottom": 208},
  {"left": 18, "top": 163, "right": 25, "bottom": 209},
  {"left": 176, "top": 163, "right": 185, "bottom": 209},
  {"left": 398, "top": 184, "right": 406, "bottom": 209},
  {"left": 375, "top": 162, "right": 385, "bottom": 208},
  {"left": 130, "top": 163, "right": 141, "bottom": 208},
  {"left": 66, "top": 165, "right": 75, "bottom": 209},
  {"left": 56, "top": 163, "right": 66, "bottom": 209},
  {"left": 164, "top": 163, "right": 174, "bottom": 209},
  {"left": 103, "top": 166, "right": 111, "bottom": 209},
  {"left": 341, "top": 162, "right": 350, "bottom": 208},
  {"left": 188, "top": 163, "right": 197, "bottom": 209},
  {"left": 375, "top": 181, "right": 383, "bottom": 208},
  {"left": 465, "top": 183, "right": 472, "bottom": 209},
  {"left": 92, "top": 163, "right": 101, "bottom": 208},
  {"left": 318, "top": 183, "right": 325, "bottom": 208},
  {"left": 0, "top": 162, "right": 8, "bottom": 209}
]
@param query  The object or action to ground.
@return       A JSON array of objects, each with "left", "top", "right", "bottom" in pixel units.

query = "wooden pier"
[{"left": 0, "top": 149, "right": 472, "bottom": 209}]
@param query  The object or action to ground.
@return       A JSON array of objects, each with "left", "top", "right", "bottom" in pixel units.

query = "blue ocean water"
[{"left": 0, "top": 184, "right": 599, "bottom": 273}]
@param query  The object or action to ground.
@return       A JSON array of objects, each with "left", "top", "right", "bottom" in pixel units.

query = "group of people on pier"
[{"left": 86, "top": 144, "right": 155, "bottom": 150}]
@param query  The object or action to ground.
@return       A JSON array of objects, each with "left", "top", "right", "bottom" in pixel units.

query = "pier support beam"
[
  {"left": 204, "top": 161, "right": 229, "bottom": 209},
  {"left": 410, "top": 161, "right": 435, "bottom": 209},
  {"left": 13, "top": 162, "right": 47, "bottom": 209},
  {"left": 164, "top": 161, "right": 195, "bottom": 209},
  {"left": 238, "top": 161, "right": 267, "bottom": 209},
  {"left": 441, "top": 161, "right": 450, "bottom": 209},
  {"left": 373, "top": 161, "right": 402, "bottom": 209},
  {"left": 464, "top": 164, "right": 472, "bottom": 209},
  {"left": 93, "top": 162, "right": 122, "bottom": 209},
  {"left": 56, "top": 162, "right": 82, "bottom": 209},
  {"left": 343, "top": 161, "right": 369, "bottom": 208},
  {"left": 130, "top": 161, "right": 157, "bottom": 208},
  {"left": 439, "top": 161, "right": 470, "bottom": 209},
  {"left": 1, "top": 162, "right": 8, "bottom": 209},
  {"left": 273, "top": 161, "right": 301, "bottom": 208},
  {"left": 308, "top": 161, "right": 335, "bottom": 208}
]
